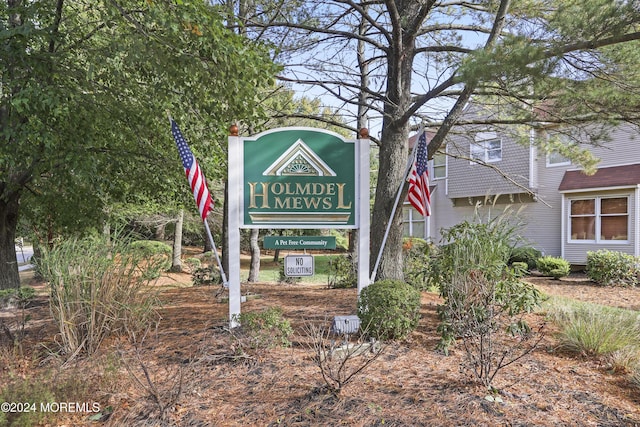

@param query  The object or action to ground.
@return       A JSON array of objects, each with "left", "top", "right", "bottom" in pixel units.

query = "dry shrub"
[{"left": 37, "top": 235, "right": 161, "bottom": 360}]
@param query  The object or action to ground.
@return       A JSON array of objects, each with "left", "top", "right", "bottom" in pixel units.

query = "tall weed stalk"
[{"left": 37, "top": 235, "right": 161, "bottom": 359}]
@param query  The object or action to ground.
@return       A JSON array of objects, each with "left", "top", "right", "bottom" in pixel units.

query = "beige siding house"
[{"left": 403, "top": 107, "right": 640, "bottom": 265}]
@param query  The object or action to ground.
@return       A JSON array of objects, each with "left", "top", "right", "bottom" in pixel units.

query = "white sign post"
[{"left": 227, "top": 126, "right": 370, "bottom": 327}]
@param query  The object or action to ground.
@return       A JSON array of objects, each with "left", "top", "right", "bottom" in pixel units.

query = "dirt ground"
[{"left": 2, "top": 268, "right": 640, "bottom": 427}]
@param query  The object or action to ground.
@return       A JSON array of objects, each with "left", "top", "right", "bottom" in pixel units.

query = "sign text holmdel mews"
[
  {"left": 227, "top": 126, "right": 370, "bottom": 328},
  {"left": 242, "top": 129, "right": 356, "bottom": 228}
]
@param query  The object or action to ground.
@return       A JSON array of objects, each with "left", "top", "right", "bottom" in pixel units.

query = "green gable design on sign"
[{"left": 243, "top": 128, "right": 356, "bottom": 228}]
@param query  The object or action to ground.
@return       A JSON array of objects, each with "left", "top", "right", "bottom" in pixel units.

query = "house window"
[
  {"left": 545, "top": 131, "right": 572, "bottom": 167},
  {"left": 432, "top": 151, "right": 446, "bottom": 179},
  {"left": 403, "top": 204, "right": 426, "bottom": 238},
  {"left": 470, "top": 139, "right": 502, "bottom": 163},
  {"left": 569, "top": 197, "right": 628, "bottom": 242},
  {"left": 547, "top": 150, "right": 571, "bottom": 167}
]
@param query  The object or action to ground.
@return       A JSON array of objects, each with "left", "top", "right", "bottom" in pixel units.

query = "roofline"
[{"left": 559, "top": 185, "right": 638, "bottom": 194}]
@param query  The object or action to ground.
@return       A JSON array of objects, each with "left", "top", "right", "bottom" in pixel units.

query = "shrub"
[
  {"left": 402, "top": 238, "right": 435, "bottom": 290},
  {"left": 586, "top": 250, "right": 639, "bottom": 287},
  {"left": 433, "top": 215, "right": 544, "bottom": 388},
  {"left": 536, "top": 256, "right": 570, "bottom": 279},
  {"left": 129, "top": 240, "right": 172, "bottom": 279},
  {"left": 37, "top": 235, "right": 161, "bottom": 357},
  {"left": 232, "top": 307, "right": 293, "bottom": 349},
  {"left": 511, "top": 262, "right": 529, "bottom": 278},
  {"left": 545, "top": 299, "right": 640, "bottom": 357},
  {"left": 327, "top": 255, "right": 357, "bottom": 289},
  {"left": 509, "top": 246, "right": 542, "bottom": 270},
  {"left": 357, "top": 280, "right": 421, "bottom": 340},
  {"left": 192, "top": 266, "right": 222, "bottom": 286}
]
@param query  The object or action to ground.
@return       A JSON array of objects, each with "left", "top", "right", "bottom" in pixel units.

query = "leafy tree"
[
  {"left": 232, "top": 0, "right": 640, "bottom": 280},
  {"left": 0, "top": 0, "right": 279, "bottom": 289}
]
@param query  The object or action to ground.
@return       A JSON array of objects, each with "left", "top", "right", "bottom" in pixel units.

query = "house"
[{"left": 403, "top": 104, "right": 640, "bottom": 265}]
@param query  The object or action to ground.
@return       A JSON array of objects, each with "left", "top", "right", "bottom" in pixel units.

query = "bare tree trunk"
[
  {"left": 0, "top": 192, "right": 20, "bottom": 289},
  {"left": 155, "top": 223, "right": 166, "bottom": 241},
  {"left": 247, "top": 228, "right": 260, "bottom": 282},
  {"left": 170, "top": 209, "right": 183, "bottom": 273}
]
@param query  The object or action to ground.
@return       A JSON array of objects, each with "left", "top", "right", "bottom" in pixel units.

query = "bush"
[
  {"left": 536, "top": 256, "right": 570, "bottom": 279},
  {"left": 511, "top": 262, "right": 529, "bottom": 278},
  {"left": 586, "top": 250, "right": 639, "bottom": 287},
  {"left": 327, "top": 255, "right": 357, "bottom": 289},
  {"left": 357, "top": 280, "right": 421, "bottom": 340},
  {"left": 37, "top": 235, "right": 161, "bottom": 357},
  {"left": 402, "top": 238, "right": 435, "bottom": 290},
  {"left": 232, "top": 307, "right": 293, "bottom": 349},
  {"left": 433, "top": 215, "right": 544, "bottom": 388},
  {"left": 509, "top": 246, "right": 542, "bottom": 270},
  {"left": 545, "top": 299, "right": 640, "bottom": 357},
  {"left": 192, "top": 266, "right": 222, "bottom": 286},
  {"left": 129, "top": 240, "right": 172, "bottom": 279}
]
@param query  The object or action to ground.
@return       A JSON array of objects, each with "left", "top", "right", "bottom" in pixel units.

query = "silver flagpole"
[
  {"left": 203, "top": 219, "right": 229, "bottom": 287},
  {"left": 370, "top": 133, "right": 420, "bottom": 283},
  {"left": 167, "top": 111, "right": 229, "bottom": 287}
]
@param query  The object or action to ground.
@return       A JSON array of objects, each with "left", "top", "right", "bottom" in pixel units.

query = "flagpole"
[
  {"left": 370, "top": 141, "right": 419, "bottom": 283},
  {"left": 204, "top": 219, "right": 229, "bottom": 287},
  {"left": 167, "top": 111, "right": 229, "bottom": 287}
]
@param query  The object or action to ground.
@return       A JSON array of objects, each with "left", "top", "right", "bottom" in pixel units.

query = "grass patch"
[
  {"left": 544, "top": 296, "right": 640, "bottom": 359},
  {"left": 240, "top": 254, "right": 342, "bottom": 285}
]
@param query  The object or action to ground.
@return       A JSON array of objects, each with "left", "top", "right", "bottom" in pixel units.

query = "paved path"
[{"left": 15, "top": 245, "right": 34, "bottom": 272}]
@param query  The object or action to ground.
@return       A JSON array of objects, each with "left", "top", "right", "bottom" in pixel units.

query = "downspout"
[
  {"left": 636, "top": 185, "right": 640, "bottom": 258},
  {"left": 529, "top": 127, "right": 538, "bottom": 191},
  {"left": 560, "top": 193, "right": 566, "bottom": 260}
]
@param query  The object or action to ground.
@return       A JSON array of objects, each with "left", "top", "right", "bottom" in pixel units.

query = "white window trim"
[
  {"left": 431, "top": 150, "right": 447, "bottom": 180},
  {"left": 568, "top": 195, "right": 630, "bottom": 244},
  {"left": 470, "top": 138, "right": 502, "bottom": 164},
  {"left": 546, "top": 152, "right": 571, "bottom": 168},
  {"left": 544, "top": 130, "right": 572, "bottom": 168},
  {"left": 402, "top": 203, "right": 428, "bottom": 239}
]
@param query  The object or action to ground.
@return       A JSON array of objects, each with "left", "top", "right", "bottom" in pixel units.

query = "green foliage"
[
  {"left": 357, "top": 280, "right": 421, "bottom": 340},
  {"left": 185, "top": 257, "right": 202, "bottom": 271},
  {"left": 0, "top": 368, "right": 91, "bottom": 427},
  {"left": 402, "top": 238, "right": 435, "bottom": 291},
  {"left": 1, "top": 0, "right": 280, "bottom": 289},
  {"left": 509, "top": 246, "right": 542, "bottom": 270},
  {"left": 191, "top": 266, "right": 222, "bottom": 286},
  {"left": 433, "top": 215, "right": 543, "bottom": 387},
  {"left": 536, "top": 256, "right": 571, "bottom": 279},
  {"left": 511, "top": 262, "right": 529, "bottom": 278},
  {"left": 327, "top": 255, "right": 357, "bottom": 289},
  {"left": 586, "top": 250, "right": 639, "bottom": 287},
  {"left": 545, "top": 298, "right": 640, "bottom": 357},
  {"left": 0, "top": 287, "right": 34, "bottom": 309},
  {"left": 232, "top": 307, "right": 293, "bottom": 349},
  {"left": 129, "top": 240, "right": 172, "bottom": 279},
  {"left": 37, "top": 235, "right": 161, "bottom": 357}
]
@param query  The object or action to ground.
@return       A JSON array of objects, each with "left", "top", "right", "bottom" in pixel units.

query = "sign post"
[{"left": 227, "top": 126, "right": 370, "bottom": 326}]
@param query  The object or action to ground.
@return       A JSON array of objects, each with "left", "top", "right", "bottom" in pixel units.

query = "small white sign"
[{"left": 284, "top": 255, "right": 314, "bottom": 277}]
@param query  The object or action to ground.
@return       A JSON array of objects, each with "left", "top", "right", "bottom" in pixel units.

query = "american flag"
[
  {"left": 171, "top": 120, "right": 213, "bottom": 221},
  {"left": 407, "top": 130, "right": 431, "bottom": 216}
]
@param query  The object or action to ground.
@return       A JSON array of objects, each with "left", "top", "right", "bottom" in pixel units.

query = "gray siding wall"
[
  {"left": 447, "top": 132, "right": 531, "bottom": 198},
  {"left": 427, "top": 122, "right": 640, "bottom": 260}
]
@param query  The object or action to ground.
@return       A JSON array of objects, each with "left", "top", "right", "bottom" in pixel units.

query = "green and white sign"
[
  {"left": 242, "top": 129, "right": 356, "bottom": 228},
  {"left": 263, "top": 236, "right": 336, "bottom": 249},
  {"left": 227, "top": 126, "right": 370, "bottom": 327}
]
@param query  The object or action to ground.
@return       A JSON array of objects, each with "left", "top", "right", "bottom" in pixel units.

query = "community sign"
[{"left": 241, "top": 128, "right": 357, "bottom": 228}]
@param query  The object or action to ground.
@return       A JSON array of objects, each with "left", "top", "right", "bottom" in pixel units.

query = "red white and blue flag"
[
  {"left": 408, "top": 130, "right": 431, "bottom": 217},
  {"left": 171, "top": 120, "right": 213, "bottom": 221}
]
